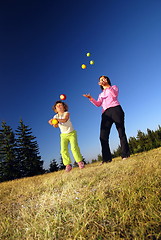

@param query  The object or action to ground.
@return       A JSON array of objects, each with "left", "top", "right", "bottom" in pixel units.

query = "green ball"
[
  {"left": 86, "top": 52, "right": 91, "bottom": 57},
  {"left": 90, "top": 60, "right": 94, "bottom": 65}
]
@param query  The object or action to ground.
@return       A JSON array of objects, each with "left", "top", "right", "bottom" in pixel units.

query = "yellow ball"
[
  {"left": 90, "top": 60, "right": 94, "bottom": 65},
  {"left": 81, "top": 64, "right": 87, "bottom": 69},
  {"left": 52, "top": 119, "right": 58, "bottom": 125},
  {"left": 86, "top": 52, "right": 91, "bottom": 57}
]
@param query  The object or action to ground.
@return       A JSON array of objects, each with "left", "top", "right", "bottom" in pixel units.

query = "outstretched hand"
[{"left": 83, "top": 94, "right": 92, "bottom": 100}]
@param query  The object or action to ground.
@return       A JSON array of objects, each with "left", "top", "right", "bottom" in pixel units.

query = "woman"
[{"left": 83, "top": 75, "right": 130, "bottom": 163}]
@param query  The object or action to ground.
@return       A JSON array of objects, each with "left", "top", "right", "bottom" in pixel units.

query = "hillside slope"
[{"left": 0, "top": 148, "right": 161, "bottom": 240}]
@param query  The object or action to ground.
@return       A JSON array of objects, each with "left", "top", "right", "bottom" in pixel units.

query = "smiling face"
[
  {"left": 55, "top": 102, "right": 65, "bottom": 113},
  {"left": 52, "top": 101, "right": 68, "bottom": 113},
  {"left": 98, "top": 76, "right": 111, "bottom": 89},
  {"left": 98, "top": 76, "right": 108, "bottom": 86}
]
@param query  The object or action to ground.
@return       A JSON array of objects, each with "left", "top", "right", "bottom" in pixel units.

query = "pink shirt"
[{"left": 90, "top": 85, "right": 120, "bottom": 113}]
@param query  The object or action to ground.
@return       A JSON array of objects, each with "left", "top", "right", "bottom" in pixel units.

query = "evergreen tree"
[
  {"left": 128, "top": 136, "right": 138, "bottom": 154},
  {"left": 49, "top": 159, "right": 59, "bottom": 172},
  {"left": 97, "top": 154, "right": 103, "bottom": 162},
  {"left": 146, "top": 128, "right": 156, "bottom": 150},
  {"left": 0, "top": 131, "right": 4, "bottom": 162},
  {"left": 91, "top": 158, "right": 97, "bottom": 163},
  {"left": 136, "top": 130, "right": 148, "bottom": 152},
  {"left": 113, "top": 145, "right": 121, "bottom": 157},
  {"left": 154, "top": 125, "right": 161, "bottom": 147},
  {"left": 82, "top": 156, "right": 87, "bottom": 165},
  {"left": 16, "top": 120, "right": 44, "bottom": 177},
  {"left": 59, "top": 156, "right": 65, "bottom": 170},
  {"left": 0, "top": 121, "right": 19, "bottom": 182}
]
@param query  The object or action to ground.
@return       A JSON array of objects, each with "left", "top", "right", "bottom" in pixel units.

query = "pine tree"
[
  {"left": 49, "top": 159, "right": 59, "bottom": 172},
  {"left": 0, "top": 121, "right": 19, "bottom": 182},
  {"left": 147, "top": 128, "right": 156, "bottom": 150},
  {"left": 82, "top": 156, "right": 87, "bottom": 165},
  {"left": 97, "top": 154, "right": 103, "bottom": 162},
  {"left": 16, "top": 119, "right": 44, "bottom": 177},
  {"left": 136, "top": 130, "right": 148, "bottom": 152},
  {"left": 154, "top": 125, "right": 161, "bottom": 147},
  {"left": 91, "top": 158, "right": 97, "bottom": 163},
  {"left": 59, "top": 156, "right": 65, "bottom": 170},
  {"left": 113, "top": 145, "right": 121, "bottom": 157},
  {"left": 128, "top": 136, "right": 138, "bottom": 154}
]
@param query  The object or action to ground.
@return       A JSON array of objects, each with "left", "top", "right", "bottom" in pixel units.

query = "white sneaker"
[{"left": 122, "top": 157, "right": 129, "bottom": 160}]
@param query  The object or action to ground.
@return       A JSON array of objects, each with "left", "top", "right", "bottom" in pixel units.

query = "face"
[
  {"left": 55, "top": 103, "right": 64, "bottom": 112},
  {"left": 98, "top": 76, "right": 107, "bottom": 86}
]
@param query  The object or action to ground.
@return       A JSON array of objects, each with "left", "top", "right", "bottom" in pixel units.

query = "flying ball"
[
  {"left": 90, "top": 60, "right": 94, "bottom": 65},
  {"left": 51, "top": 119, "right": 58, "bottom": 125},
  {"left": 81, "top": 64, "right": 87, "bottom": 69},
  {"left": 86, "top": 52, "right": 91, "bottom": 57},
  {"left": 60, "top": 94, "right": 66, "bottom": 100}
]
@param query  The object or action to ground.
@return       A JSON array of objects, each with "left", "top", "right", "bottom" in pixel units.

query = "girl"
[{"left": 48, "top": 101, "right": 84, "bottom": 172}]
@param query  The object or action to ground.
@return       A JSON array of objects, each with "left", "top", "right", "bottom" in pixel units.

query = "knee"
[
  {"left": 118, "top": 131, "right": 126, "bottom": 139},
  {"left": 100, "top": 135, "right": 109, "bottom": 142},
  {"left": 117, "top": 127, "right": 126, "bottom": 137},
  {"left": 71, "top": 145, "right": 79, "bottom": 152},
  {"left": 100, "top": 137, "right": 109, "bottom": 145},
  {"left": 61, "top": 149, "right": 68, "bottom": 155}
]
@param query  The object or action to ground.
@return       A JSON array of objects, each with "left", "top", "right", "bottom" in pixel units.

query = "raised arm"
[
  {"left": 83, "top": 93, "right": 92, "bottom": 100},
  {"left": 83, "top": 93, "right": 102, "bottom": 107}
]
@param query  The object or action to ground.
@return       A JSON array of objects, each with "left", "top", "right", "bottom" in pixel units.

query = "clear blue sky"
[{"left": 1, "top": 0, "right": 161, "bottom": 169}]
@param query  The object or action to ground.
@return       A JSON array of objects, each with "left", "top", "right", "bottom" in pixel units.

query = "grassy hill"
[{"left": 0, "top": 148, "right": 161, "bottom": 240}]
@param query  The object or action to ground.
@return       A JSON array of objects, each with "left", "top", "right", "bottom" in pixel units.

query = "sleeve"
[
  {"left": 90, "top": 94, "right": 103, "bottom": 107},
  {"left": 108, "top": 85, "right": 119, "bottom": 97}
]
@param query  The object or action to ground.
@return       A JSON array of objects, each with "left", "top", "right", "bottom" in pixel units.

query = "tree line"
[
  {"left": 112, "top": 125, "right": 161, "bottom": 157},
  {"left": 1, "top": 120, "right": 161, "bottom": 182}
]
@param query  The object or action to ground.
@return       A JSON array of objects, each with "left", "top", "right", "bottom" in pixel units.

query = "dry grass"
[{"left": 0, "top": 148, "right": 161, "bottom": 240}]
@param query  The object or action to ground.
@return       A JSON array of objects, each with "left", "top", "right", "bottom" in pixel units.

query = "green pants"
[{"left": 60, "top": 130, "right": 82, "bottom": 166}]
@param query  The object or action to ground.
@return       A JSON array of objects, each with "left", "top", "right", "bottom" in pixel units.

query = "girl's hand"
[
  {"left": 53, "top": 124, "right": 58, "bottom": 128},
  {"left": 83, "top": 94, "right": 92, "bottom": 100},
  {"left": 48, "top": 119, "right": 58, "bottom": 128},
  {"left": 48, "top": 119, "right": 53, "bottom": 125}
]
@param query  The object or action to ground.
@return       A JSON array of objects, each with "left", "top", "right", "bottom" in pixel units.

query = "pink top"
[{"left": 90, "top": 85, "right": 120, "bottom": 113}]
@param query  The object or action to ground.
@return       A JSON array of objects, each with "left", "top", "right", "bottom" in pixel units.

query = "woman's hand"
[{"left": 83, "top": 94, "right": 92, "bottom": 100}]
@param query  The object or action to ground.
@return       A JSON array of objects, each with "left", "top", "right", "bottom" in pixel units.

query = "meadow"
[{"left": 0, "top": 148, "right": 161, "bottom": 240}]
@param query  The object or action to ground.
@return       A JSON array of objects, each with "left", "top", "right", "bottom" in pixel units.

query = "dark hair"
[
  {"left": 99, "top": 76, "right": 111, "bottom": 90},
  {"left": 52, "top": 101, "right": 68, "bottom": 113}
]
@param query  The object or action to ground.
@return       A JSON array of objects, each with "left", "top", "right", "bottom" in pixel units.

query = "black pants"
[{"left": 100, "top": 105, "right": 130, "bottom": 162}]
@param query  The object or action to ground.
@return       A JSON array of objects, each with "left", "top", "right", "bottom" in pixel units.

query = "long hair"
[
  {"left": 99, "top": 76, "right": 111, "bottom": 90},
  {"left": 52, "top": 101, "right": 68, "bottom": 113}
]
